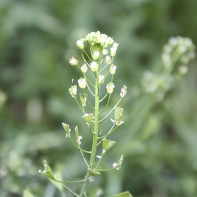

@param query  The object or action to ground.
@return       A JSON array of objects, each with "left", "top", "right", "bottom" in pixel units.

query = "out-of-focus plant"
[{"left": 39, "top": 31, "right": 132, "bottom": 197}]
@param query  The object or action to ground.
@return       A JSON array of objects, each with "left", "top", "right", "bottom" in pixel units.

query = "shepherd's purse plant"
[{"left": 39, "top": 31, "right": 132, "bottom": 197}]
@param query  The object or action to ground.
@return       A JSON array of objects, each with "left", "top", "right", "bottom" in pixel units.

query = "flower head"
[
  {"left": 106, "top": 82, "right": 115, "bottom": 94},
  {"left": 78, "top": 78, "right": 87, "bottom": 89},
  {"left": 69, "top": 57, "right": 78, "bottom": 66}
]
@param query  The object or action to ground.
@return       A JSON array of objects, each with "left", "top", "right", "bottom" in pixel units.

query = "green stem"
[{"left": 79, "top": 71, "right": 100, "bottom": 197}]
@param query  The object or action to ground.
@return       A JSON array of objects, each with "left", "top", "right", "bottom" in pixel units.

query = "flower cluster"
[
  {"left": 162, "top": 37, "right": 195, "bottom": 71},
  {"left": 142, "top": 36, "right": 195, "bottom": 101}
]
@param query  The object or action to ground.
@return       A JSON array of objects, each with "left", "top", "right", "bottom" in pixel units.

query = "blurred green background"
[{"left": 0, "top": 0, "right": 197, "bottom": 197}]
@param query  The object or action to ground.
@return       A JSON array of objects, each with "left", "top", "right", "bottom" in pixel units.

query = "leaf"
[{"left": 113, "top": 191, "right": 133, "bottom": 197}]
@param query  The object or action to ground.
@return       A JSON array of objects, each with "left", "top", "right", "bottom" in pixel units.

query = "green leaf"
[
  {"left": 39, "top": 160, "right": 56, "bottom": 181},
  {"left": 102, "top": 139, "right": 116, "bottom": 154},
  {"left": 113, "top": 191, "right": 133, "bottom": 197},
  {"left": 23, "top": 190, "right": 35, "bottom": 197}
]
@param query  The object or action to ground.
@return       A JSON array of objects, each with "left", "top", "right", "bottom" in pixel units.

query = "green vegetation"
[{"left": 0, "top": 0, "right": 197, "bottom": 197}]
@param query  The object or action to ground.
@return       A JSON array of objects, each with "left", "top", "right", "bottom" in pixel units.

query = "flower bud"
[
  {"left": 90, "top": 61, "right": 98, "bottom": 72},
  {"left": 106, "top": 82, "right": 115, "bottom": 94},
  {"left": 102, "top": 49, "right": 108, "bottom": 55},
  {"left": 82, "top": 113, "right": 93, "bottom": 126},
  {"left": 105, "top": 56, "right": 111, "bottom": 65},
  {"left": 120, "top": 85, "right": 127, "bottom": 98},
  {"left": 98, "top": 75, "right": 104, "bottom": 84},
  {"left": 81, "top": 64, "right": 88, "bottom": 73},
  {"left": 69, "top": 85, "right": 77, "bottom": 98},
  {"left": 69, "top": 57, "right": 78, "bottom": 66},
  {"left": 110, "top": 47, "right": 117, "bottom": 57},
  {"left": 92, "top": 51, "right": 100, "bottom": 60},
  {"left": 78, "top": 78, "right": 87, "bottom": 89},
  {"left": 110, "top": 64, "right": 117, "bottom": 75},
  {"left": 76, "top": 39, "right": 84, "bottom": 49}
]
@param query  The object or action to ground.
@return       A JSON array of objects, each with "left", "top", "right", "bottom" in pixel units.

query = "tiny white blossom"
[
  {"left": 102, "top": 49, "right": 108, "bottom": 55},
  {"left": 106, "top": 82, "right": 115, "bottom": 94},
  {"left": 110, "top": 47, "right": 117, "bottom": 57},
  {"left": 77, "top": 136, "right": 83, "bottom": 145},
  {"left": 69, "top": 85, "right": 77, "bottom": 98},
  {"left": 81, "top": 64, "right": 88, "bottom": 73},
  {"left": 105, "top": 55, "right": 111, "bottom": 65},
  {"left": 93, "top": 51, "right": 100, "bottom": 60},
  {"left": 90, "top": 61, "right": 99, "bottom": 72},
  {"left": 98, "top": 75, "right": 104, "bottom": 84},
  {"left": 69, "top": 57, "right": 78, "bottom": 66},
  {"left": 78, "top": 78, "right": 87, "bottom": 89},
  {"left": 76, "top": 39, "right": 84, "bottom": 49},
  {"left": 110, "top": 64, "right": 117, "bottom": 75},
  {"left": 120, "top": 85, "right": 127, "bottom": 98}
]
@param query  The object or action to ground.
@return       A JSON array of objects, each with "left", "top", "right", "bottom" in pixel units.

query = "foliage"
[{"left": 0, "top": 0, "right": 197, "bottom": 197}]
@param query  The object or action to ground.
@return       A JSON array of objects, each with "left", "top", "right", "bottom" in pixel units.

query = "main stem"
[{"left": 79, "top": 72, "right": 99, "bottom": 197}]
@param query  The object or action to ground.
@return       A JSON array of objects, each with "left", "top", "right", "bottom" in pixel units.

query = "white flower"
[
  {"left": 106, "top": 82, "right": 115, "bottom": 94},
  {"left": 93, "top": 51, "right": 100, "bottom": 60},
  {"left": 102, "top": 49, "right": 108, "bottom": 55},
  {"left": 69, "top": 57, "right": 78, "bottom": 66},
  {"left": 120, "top": 85, "right": 127, "bottom": 98},
  {"left": 90, "top": 61, "right": 99, "bottom": 72},
  {"left": 69, "top": 85, "right": 77, "bottom": 98},
  {"left": 105, "top": 56, "right": 111, "bottom": 65},
  {"left": 77, "top": 136, "right": 83, "bottom": 145},
  {"left": 110, "top": 47, "right": 117, "bottom": 57},
  {"left": 78, "top": 78, "right": 87, "bottom": 89},
  {"left": 113, "top": 42, "right": 119, "bottom": 48},
  {"left": 76, "top": 39, "right": 84, "bottom": 49},
  {"left": 110, "top": 64, "right": 117, "bottom": 75},
  {"left": 81, "top": 64, "right": 88, "bottom": 73},
  {"left": 98, "top": 75, "right": 104, "bottom": 84}
]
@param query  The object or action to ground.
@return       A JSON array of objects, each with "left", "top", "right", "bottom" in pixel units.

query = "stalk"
[{"left": 79, "top": 72, "right": 99, "bottom": 197}]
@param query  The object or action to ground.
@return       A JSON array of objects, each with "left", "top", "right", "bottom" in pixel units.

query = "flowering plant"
[{"left": 39, "top": 31, "right": 131, "bottom": 197}]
